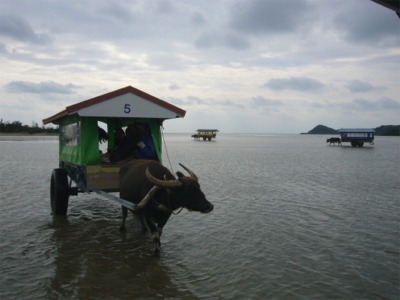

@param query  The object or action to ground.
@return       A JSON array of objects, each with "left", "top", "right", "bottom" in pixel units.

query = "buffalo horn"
[
  {"left": 179, "top": 163, "right": 199, "bottom": 181},
  {"left": 145, "top": 167, "right": 182, "bottom": 188},
  {"left": 137, "top": 185, "right": 161, "bottom": 208}
]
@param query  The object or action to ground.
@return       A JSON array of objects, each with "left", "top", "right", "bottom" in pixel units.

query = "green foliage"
[
  {"left": 375, "top": 125, "right": 400, "bottom": 136},
  {"left": 0, "top": 119, "right": 59, "bottom": 134}
]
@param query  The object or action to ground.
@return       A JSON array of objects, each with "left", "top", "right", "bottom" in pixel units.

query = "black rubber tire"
[{"left": 50, "top": 168, "right": 69, "bottom": 215}]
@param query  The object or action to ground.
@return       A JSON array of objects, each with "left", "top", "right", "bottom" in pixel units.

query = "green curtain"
[
  {"left": 58, "top": 116, "right": 162, "bottom": 165},
  {"left": 80, "top": 118, "right": 100, "bottom": 165},
  {"left": 59, "top": 116, "right": 99, "bottom": 165},
  {"left": 147, "top": 119, "right": 162, "bottom": 162},
  {"left": 58, "top": 115, "right": 80, "bottom": 164}
]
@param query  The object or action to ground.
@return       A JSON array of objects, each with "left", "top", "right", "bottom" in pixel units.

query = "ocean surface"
[{"left": 0, "top": 134, "right": 399, "bottom": 299}]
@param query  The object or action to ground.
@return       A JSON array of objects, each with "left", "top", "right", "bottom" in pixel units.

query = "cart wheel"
[{"left": 50, "top": 168, "right": 69, "bottom": 215}]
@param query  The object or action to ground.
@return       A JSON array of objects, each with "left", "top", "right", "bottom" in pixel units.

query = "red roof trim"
[
  {"left": 43, "top": 86, "right": 186, "bottom": 124},
  {"left": 42, "top": 110, "right": 68, "bottom": 125}
]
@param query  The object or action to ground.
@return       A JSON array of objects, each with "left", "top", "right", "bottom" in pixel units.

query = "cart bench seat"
[{"left": 86, "top": 164, "right": 122, "bottom": 190}]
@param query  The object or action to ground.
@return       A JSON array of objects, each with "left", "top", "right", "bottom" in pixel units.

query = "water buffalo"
[
  {"left": 119, "top": 159, "right": 214, "bottom": 255},
  {"left": 327, "top": 137, "right": 341, "bottom": 146}
]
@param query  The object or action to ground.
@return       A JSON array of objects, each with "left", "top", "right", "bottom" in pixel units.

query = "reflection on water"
[
  {"left": 47, "top": 212, "right": 194, "bottom": 299},
  {"left": 0, "top": 135, "right": 399, "bottom": 299}
]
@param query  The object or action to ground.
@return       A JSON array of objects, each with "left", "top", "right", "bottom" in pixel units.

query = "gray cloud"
[
  {"left": 265, "top": 77, "right": 324, "bottom": 91},
  {"left": 333, "top": 2, "right": 399, "bottom": 46},
  {"left": 186, "top": 96, "right": 208, "bottom": 105},
  {"left": 195, "top": 31, "right": 249, "bottom": 50},
  {"left": 378, "top": 97, "right": 400, "bottom": 110},
  {"left": 345, "top": 80, "right": 382, "bottom": 93},
  {"left": 168, "top": 96, "right": 245, "bottom": 109},
  {"left": 0, "top": 41, "right": 7, "bottom": 53},
  {"left": 169, "top": 83, "right": 180, "bottom": 90},
  {"left": 99, "top": 2, "right": 135, "bottom": 24},
  {"left": 5, "top": 81, "right": 79, "bottom": 94},
  {"left": 146, "top": 54, "right": 190, "bottom": 70},
  {"left": 343, "top": 97, "right": 400, "bottom": 111},
  {"left": 0, "top": 14, "right": 50, "bottom": 44},
  {"left": 191, "top": 11, "right": 206, "bottom": 25},
  {"left": 251, "top": 96, "right": 282, "bottom": 107},
  {"left": 229, "top": 0, "right": 312, "bottom": 35},
  {"left": 155, "top": 0, "right": 176, "bottom": 14}
]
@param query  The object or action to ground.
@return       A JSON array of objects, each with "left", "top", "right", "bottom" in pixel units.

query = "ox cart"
[
  {"left": 191, "top": 129, "right": 219, "bottom": 141},
  {"left": 338, "top": 128, "right": 375, "bottom": 147},
  {"left": 43, "top": 86, "right": 186, "bottom": 215}
]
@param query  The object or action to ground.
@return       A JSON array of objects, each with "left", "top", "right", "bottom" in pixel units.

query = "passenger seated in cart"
[
  {"left": 100, "top": 127, "right": 124, "bottom": 163},
  {"left": 129, "top": 124, "right": 157, "bottom": 160},
  {"left": 114, "top": 127, "right": 125, "bottom": 147},
  {"left": 108, "top": 124, "right": 157, "bottom": 163},
  {"left": 135, "top": 124, "right": 157, "bottom": 160},
  {"left": 98, "top": 126, "right": 109, "bottom": 143}
]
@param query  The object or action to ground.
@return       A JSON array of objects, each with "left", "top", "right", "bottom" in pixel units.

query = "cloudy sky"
[{"left": 0, "top": 0, "right": 399, "bottom": 133}]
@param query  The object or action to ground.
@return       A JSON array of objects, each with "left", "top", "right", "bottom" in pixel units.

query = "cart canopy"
[
  {"left": 43, "top": 86, "right": 185, "bottom": 124},
  {"left": 43, "top": 86, "right": 186, "bottom": 165},
  {"left": 338, "top": 128, "right": 375, "bottom": 133}
]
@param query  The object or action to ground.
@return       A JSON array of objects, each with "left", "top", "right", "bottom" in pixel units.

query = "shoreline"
[{"left": 0, "top": 132, "right": 58, "bottom": 136}]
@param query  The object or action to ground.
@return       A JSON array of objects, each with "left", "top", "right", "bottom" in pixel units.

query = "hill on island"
[
  {"left": 304, "top": 124, "right": 400, "bottom": 136},
  {"left": 305, "top": 125, "right": 338, "bottom": 135}
]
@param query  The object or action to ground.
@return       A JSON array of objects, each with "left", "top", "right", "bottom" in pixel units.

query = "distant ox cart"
[
  {"left": 192, "top": 129, "right": 219, "bottom": 141},
  {"left": 326, "top": 128, "right": 375, "bottom": 147},
  {"left": 43, "top": 86, "right": 213, "bottom": 255}
]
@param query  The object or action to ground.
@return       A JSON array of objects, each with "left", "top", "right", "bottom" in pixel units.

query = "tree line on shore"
[
  {"left": 1, "top": 119, "right": 399, "bottom": 136},
  {"left": 0, "top": 119, "right": 58, "bottom": 134}
]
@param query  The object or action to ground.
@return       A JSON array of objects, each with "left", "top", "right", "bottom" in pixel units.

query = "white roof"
[{"left": 43, "top": 86, "right": 186, "bottom": 124}]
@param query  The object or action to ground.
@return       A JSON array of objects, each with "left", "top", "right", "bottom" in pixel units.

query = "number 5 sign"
[{"left": 124, "top": 104, "right": 131, "bottom": 113}]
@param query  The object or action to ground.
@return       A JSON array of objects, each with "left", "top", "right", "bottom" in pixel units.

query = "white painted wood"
[{"left": 77, "top": 93, "right": 181, "bottom": 119}]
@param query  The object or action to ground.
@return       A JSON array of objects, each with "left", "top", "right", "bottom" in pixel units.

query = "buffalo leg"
[
  {"left": 144, "top": 216, "right": 161, "bottom": 256},
  {"left": 136, "top": 213, "right": 148, "bottom": 234},
  {"left": 156, "top": 214, "right": 171, "bottom": 239},
  {"left": 120, "top": 206, "right": 128, "bottom": 232},
  {"left": 152, "top": 215, "right": 171, "bottom": 255}
]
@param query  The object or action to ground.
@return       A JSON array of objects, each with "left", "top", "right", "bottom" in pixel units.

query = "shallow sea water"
[{"left": 0, "top": 134, "right": 399, "bottom": 299}]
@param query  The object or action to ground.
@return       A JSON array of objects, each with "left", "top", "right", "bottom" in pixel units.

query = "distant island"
[{"left": 303, "top": 124, "right": 400, "bottom": 136}]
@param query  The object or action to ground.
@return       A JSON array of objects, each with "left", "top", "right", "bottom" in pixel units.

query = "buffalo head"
[{"left": 145, "top": 163, "right": 214, "bottom": 213}]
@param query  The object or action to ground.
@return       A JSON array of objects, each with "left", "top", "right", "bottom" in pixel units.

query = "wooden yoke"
[{"left": 137, "top": 185, "right": 161, "bottom": 208}]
